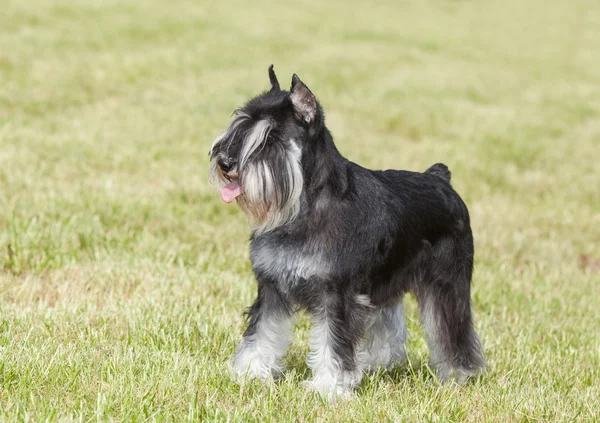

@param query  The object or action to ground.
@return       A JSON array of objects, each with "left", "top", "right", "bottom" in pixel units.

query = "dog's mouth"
[
  {"left": 221, "top": 180, "right": 242, "bottom": 203},
  {"left": 220, "top": 172, "right": 243, "bottom": 204}
]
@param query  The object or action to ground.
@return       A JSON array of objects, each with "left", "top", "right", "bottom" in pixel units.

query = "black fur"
[
  {"left": 425, "top": 163, "right": 451, "bottom": 182},
  {"left": 211, "top": 66, "right": 485, "bottom": 393}
]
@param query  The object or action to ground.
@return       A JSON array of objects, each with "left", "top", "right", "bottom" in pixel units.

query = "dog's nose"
[{"left": 217, "top": 157, "right": 233, "bottom": 172}]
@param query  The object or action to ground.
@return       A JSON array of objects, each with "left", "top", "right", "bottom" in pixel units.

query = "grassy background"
[{"left": 1, "top": 0, "right": 599, "bottom": 421}]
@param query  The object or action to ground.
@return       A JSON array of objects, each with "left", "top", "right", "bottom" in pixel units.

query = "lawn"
[{"left": 1, "top": 0, "right": 599, "bottom": 421}]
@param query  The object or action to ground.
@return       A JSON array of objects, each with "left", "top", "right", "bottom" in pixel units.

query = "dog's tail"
[{"left": 425, "top": 163, "right": 451, "bottom": 183}]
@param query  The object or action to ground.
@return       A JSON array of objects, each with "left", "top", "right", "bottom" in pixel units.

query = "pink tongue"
[{"left": 221, "top": 181, "right": 243, "bottom": 203}]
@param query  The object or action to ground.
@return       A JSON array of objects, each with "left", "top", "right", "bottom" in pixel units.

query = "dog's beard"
[
  {"left": 240, "top": 140, "right": 303, "bottom": 234},
  {"left": 210, "top": 141, "right": 303, "bottom": 235}
]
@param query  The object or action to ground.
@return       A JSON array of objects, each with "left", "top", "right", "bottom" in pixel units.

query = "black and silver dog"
[{"left": 209, "top": 66, "right": 485, "bottom": 396}]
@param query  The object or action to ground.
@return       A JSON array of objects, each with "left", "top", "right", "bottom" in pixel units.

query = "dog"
[{"left": 209, "top": 66, "right": 485, "bottom": 396}]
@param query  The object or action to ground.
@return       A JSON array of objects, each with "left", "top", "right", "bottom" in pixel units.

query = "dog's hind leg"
[
  {"left": 361, "top": 300, "right": 407, "bottom": 373},
  {"left": 231, "top": 282, "right": 293, "bottom": 381},
  {"left": 417, "top": 236, "right": 485, "bottom": 383}
]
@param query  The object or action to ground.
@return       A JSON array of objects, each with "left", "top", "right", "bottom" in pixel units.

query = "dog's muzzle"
[
  {"left": 217, "top": 157, "right": 234, "bottom": 173},
  {"left": 216, "top": 157, "right": 242, "bottom": 203}
]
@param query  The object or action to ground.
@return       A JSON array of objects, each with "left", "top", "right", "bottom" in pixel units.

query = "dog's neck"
[{"left": 302, "top": 127, "right": 349, "bottom": 200}]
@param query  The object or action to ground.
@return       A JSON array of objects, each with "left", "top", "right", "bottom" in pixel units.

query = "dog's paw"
[
  {"left": 229, "top": 363, "right": 280, "bottom": 383},
  {"left": 300, "top": 379, "right": 356, "bottom": 401},
  {"left": 435, "top": 363, "right": 478, "bottom": 386},
  {"left": 229, "top": 354, "right": 282, "bottom": 383},
  {"left": 362, "top": 355, "right": 406, "bottom": 374}
]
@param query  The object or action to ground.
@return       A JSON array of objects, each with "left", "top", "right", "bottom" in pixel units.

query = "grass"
[{"left": 1, "top": 0, "right": 599, "bottom": 420}]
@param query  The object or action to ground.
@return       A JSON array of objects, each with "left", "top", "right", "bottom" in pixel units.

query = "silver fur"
[
  {"left": 361, "top": 301, "right": 407, "bottom": 372},
  {"left": 303, "top": 309, "right": 364, "bottom": 397},
  {"left": 209, "top": 111, "right": 250, "bottom": 158},
  {"left": 231, "top": 312, "right": 292, "bottom": 381},
  {"left": 239, "top": 119, "right": 272, "bottom": 170},
  {"left": 251, "top": 243, "right": 330, "bottom": 295}
]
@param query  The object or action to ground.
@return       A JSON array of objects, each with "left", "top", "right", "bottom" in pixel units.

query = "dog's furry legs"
[
  {"left": 418, "top": 236, "right": 485, "bottom": 383},
  {"left": 303, "top": 293, "right": 371, "bottom": 397},
  {"left": 361, "top": 300, "right": 408, "bottom": 372},
  {"left": 231, "top": 283, "right": 293, "bottom": 381}
]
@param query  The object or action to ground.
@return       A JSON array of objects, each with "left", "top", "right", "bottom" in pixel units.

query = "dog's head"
[{"left": 209, "top": 65, "right": 324, "bottom": 234}]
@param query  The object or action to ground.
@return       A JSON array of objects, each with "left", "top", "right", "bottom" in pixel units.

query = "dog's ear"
[
  {"left": 268, "top": 64, "right": 280, "bottom": 91},
  {"left": 290, "top": 74, "right": 317, "bottom": 125}
]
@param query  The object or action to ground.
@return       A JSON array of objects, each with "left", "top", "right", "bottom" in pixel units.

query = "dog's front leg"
[
  {"left": 231, "top": 282, "right": 293, "bottom": 381},
  {"left": 303, "top": 294, "right": 371, "bottom": 398}
]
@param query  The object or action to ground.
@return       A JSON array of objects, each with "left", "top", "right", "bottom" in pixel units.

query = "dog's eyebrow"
[
  {"left": 209, "top": 111, "right": 250, "bottom": 157},
  {"left": 239, "top": 119, "right": 272, "bottom": 168}
]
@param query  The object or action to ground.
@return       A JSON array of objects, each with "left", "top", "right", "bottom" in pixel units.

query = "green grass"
[{"left": 1, "top": 0, "right": 599, "bottom": 421}]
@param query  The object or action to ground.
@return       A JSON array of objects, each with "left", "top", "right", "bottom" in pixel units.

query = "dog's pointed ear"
[
  {"left": 290, "top": 74, "right": 317, "bottom": 124},
  {"left": 268, "top": 64, "right": 280, "bottom": 91}
]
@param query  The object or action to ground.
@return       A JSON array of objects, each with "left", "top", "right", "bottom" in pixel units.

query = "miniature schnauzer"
[{"left": 209, "top": 66, "right": 485, "bottom": 396}]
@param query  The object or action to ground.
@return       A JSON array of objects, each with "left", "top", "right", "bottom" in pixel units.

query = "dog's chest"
[{"left": 250, "top": 241, "right": 329, "bottom": 290}]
